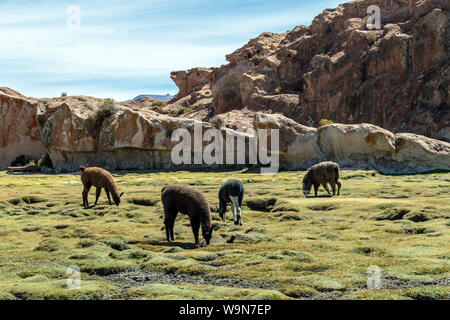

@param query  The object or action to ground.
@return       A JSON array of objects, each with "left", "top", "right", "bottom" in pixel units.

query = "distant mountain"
[{"left": 132, "top": 94, "right": 174, "bottom": 102}]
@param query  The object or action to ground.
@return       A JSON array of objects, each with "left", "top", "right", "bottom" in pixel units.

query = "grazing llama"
[
  {"left": 80, "top": 166, "right": 123, "bottom": 208},
  {"left": 161, "top": 185, "right": 213, "bottom": 246},
  {"left": 218, "top": 179, "right": 244, "bottom": 225},
  {"left": 302, "top": 161, "right": 342, "bottom": 197}
]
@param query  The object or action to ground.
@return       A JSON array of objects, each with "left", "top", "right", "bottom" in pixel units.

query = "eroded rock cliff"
[
  {"left": 168, "top": 0, "right": 450, "bottom": 142},
  {"left": 0, "top": 88, "right": 46, "bottom": 168}
]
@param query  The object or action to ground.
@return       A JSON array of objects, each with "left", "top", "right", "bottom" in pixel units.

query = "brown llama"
[
  {"left": 302, "top": 161, "right": 342, "bottom": 197},
  {"left": 161, "top": 185, "right": 213, "bottom": 246},
  {"left": 79, "top": 166, "right": 123, "bottom": 208}
]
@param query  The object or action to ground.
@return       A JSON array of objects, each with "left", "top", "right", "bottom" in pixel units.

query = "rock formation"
[
  {"left": 0, "top": 88, "right": 47, "bottom": 168},
  {"left": 1, "top": 0, "right": 449, "bottom": 173},
  {"left": 0, "top": 88, "right": 448, "bottom": 173},
  {"left": 167, "top": 0, "right": 450, "bottom": 142}
]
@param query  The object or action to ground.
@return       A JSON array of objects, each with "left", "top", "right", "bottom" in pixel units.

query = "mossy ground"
[{"left": 0, "top": 170, "right": 448, "bottom": 300}]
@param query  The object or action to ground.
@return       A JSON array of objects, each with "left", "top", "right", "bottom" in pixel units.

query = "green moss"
[
  {"left": 245, "top": 197, "right": 278, "bottom": 212},
  {"left": 121, "top": 283, "right": 287, "bottom": 300},
  {"left": 373, "top": 208, "right": 410, "bottom": 220},
  {"left": 33, "top": 239, "right": 63, "bottom": 252},
  {"left": 127, "top": 197, "right": 159, "bottom": 206},
  {"left": 0, "top": 170, "right": 448, "bottom": 300},
  {"left": 271, "top": 199, "right": 299, "bottom": 212}
]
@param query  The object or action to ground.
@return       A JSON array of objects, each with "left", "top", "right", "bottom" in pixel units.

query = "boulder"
[
  {"left": 0, "top": 89, "right": 47, "bottom": 169},
  {"left": 35, "top": 95, "right": 253, "bottom": 170},
  {"left": 254, "top": 113, "right": 323, "bottom": 170},
  {"left": 393, "top": 133, "right": 450, "bottom": 174},
  {"left": 317, "top": 123, "right": 396, "bottom": 170}
]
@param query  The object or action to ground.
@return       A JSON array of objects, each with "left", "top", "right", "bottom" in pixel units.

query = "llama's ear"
[{"left": 120, "top": 192, "right": 124, "bottom": 198}]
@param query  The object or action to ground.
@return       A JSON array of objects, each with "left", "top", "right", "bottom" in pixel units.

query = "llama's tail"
[
  {"left": 79, "top": 166, "right": 86, "bottom": 172},
  {"left": 334, "top": 164, "right": 340, "bottom": 183}
]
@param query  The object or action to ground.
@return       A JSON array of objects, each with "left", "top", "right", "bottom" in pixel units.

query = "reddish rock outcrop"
[
  {"left": 1, "top": 89, "right": 448, "bottom": 173},
  {"left": 170, "top": 68, "right": 213, "bottom": 101},
  {"left": 0, "top": 89, "right": 47, "bottom": 168},
  {"left": 168, "top": 0, "right": 450, "bottom": 141}
]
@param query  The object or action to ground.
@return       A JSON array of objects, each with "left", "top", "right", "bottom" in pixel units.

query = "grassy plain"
[{"left": 0, "top": 169, "right": 448, "bottom": 300}]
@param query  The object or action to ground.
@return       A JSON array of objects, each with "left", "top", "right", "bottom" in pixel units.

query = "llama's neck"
[
  {"left": 200, "top": 212, "right": 212, "bottom": 229},
  {"left": 106, "top": 180, "right": 120, "bottom": 198}
]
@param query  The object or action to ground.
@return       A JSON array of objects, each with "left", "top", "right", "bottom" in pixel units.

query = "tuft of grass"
[
  {"left": 245, "top": 197, "right": 278, "bottom": 212},
  {"left": 271, "top": 199, "right": 299, "bottom": 212},
  {"left": 93, "top": 99, "right": 117, "bottom": 129},
  {"left": 401, "top": 287, "right": 450, "bottom": 300},
  {"left": 33, "top": 239, "right": 62, "bottom": 252},
  {"left": 121, "top": 283, "right": 288, "bottom": 300},
  {"left": 280, "top": 285, "right": 317, "bottom": 298},
  {"left": 250, "top": 54, "right": 264, "bottom": 65},
  {"left": 127, "top": 197, "right": 159, "bottom": 207},
  {"left": 8, "top": 196, "right": 47, "bottom": 205},
  {"left": 307, "top": 203, "right": 338, "bottom": 211},
  {"left": 373, "top": 208, "right": 410, "bottom": 220},
  {"left": 76, "top": 240, "right": 96, "bottom": 248},
  {"left": 404, "top": 211, "right": 439, "bottom": 222},
  {"left": 319, "top": 119, "right": 333, "bottom": 126},
  {"left": 38, "top": 154, "right": 53, "bottom": 168},
  {"left": 151, "top": 101, "right": 166, "bottom": 111}
]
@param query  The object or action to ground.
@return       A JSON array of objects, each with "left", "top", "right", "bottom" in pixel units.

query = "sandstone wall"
[
  {"left": 1, "top": 91, "right": 448, "bottom": 173},
  {"left": 0, "top": 89, "right": 47, "bottom": 168}
]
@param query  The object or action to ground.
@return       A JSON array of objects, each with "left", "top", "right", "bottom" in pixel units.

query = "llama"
[
  {"left": 161, "top": 185, "right": 213, "bottom": 246},
  {"left": 79, "top": 166, "right": 123, "bottom": 208},
  {"left": 302, "top": 161, "right": 342, "bottom": 197},
  {"left": 218, "top": 179, "right": 244, "bottom": 225}
]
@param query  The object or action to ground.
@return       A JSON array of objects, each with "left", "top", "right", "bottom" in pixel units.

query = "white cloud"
[{"left": 0, "top": 0, "right": 342, "bottom": 100}]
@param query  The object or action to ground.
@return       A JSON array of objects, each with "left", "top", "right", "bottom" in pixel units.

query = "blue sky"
[{"left": 0, "top": 0, "right": 341, "bottom": 101}]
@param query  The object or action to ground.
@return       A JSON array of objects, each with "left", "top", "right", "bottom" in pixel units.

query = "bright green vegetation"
[{"left": 0, "top": 170, "right": 448, "bottom": 300}]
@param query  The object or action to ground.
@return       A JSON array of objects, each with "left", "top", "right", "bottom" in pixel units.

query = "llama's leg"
[
  {"left": 164, "top": 217, "right": 175, "bottom": 242},
  {"left": 330, "top": 182, "right": 336, "bottom": 196},
  {"left": 190, "top": 218, "right": 200, "bottom": 246},
  {"left": 237, "top": 193, "right": 243, "bottom": 225},
  {"left": 337, "top": 180, "right": 341, "bottom": 195},
  {"left": 94, "top": 187, "right": 101, "bottom": 206},
  {"left": 323, "top": 183, "right": 332, "bottom": 196},
  {"left": 218, "top": 199, "right": 227, "bottom": 222},
  {"left": 170, "top": 212, "right": 177, "bottom": 241},
  {"left": 82, "top": 190, "right": 86, "bottom": 208},
  {"left": 238, "top": 193, "right": 244, "bottom": 208},
  {"left": 164, "top": 207, "right": 177, "bottom": 242},
  {"left": 105, "top": 189, "right": 112, "bottom": 205},
  {"left": 82, "top": 185, "right": 91, "bottom": 208},
  {"left": 230, "top": 196, "right": 241, "bottom": 225},
  {"left": 229, "top": 196, "right": 237, "bottom": 224},
  {"left": 236, "top": 205, "right": 242, "bottom": 226},
  {"left": 314, "top": 184, "right": 319, "bottom": 197}
]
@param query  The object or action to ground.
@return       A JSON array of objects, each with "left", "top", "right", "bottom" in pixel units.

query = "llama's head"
[
  {"left": 202, "top": 225, "right": 213, "bottom": 245},
  {"left": 302, "top": 178, "right": 312, "bottom": 197},
  {"left": 113, "top": 192, "right": 124, "bottom": 206}
]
